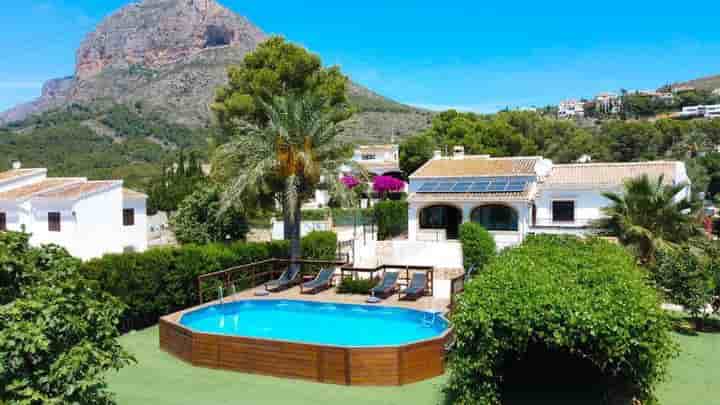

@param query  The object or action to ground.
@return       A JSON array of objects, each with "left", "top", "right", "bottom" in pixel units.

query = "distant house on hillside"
[
  {"left": 406, "top": 148, "right": 690, "bottom": 249},
  {"left": 351, "top": 144, "right": 402, "bottom": 177},
  {"left": 594, "top": 93, "right": 622, "bottom": 115},
  {"left": 0, "top": 164, "right": 147, "bottom": 260},
  {"left": 557, "top": 100, "right": 585, "bottom": 119}
]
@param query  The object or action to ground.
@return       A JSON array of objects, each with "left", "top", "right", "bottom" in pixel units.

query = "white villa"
[
  {"left": 407, "top": 147, "right": 690, "bottom": 249},
  {"left": 351, "top": 144, "right": 401, "bottom": 177},
  {"left": 0, "top": 166, "right": 148, "bottom": 260}
]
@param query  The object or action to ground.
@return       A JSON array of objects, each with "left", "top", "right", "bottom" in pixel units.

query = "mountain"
[
  {"left": 0, "top": 0, "right": 431, "bottom": 143},
  {"left": 670, "top": 74, "right": 720, "bottom": 92}
]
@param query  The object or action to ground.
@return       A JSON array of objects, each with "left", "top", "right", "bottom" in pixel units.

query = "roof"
[
  {"left": 0, "top": 178, "right": 84, "bottom": 201},
  {"left": 411, "top": 156, "right": 540, "bottom": 179},
  {"left": 0, "top": 168, "right": 46, "bottom": 183},
  {"left": 35, "top": 181, "right": 121, "bottom": 200},
  {"left": 123, "top": 188, "right": 148, "bottom": 200},
  {"left": 408, "top": 188, "right": 534, "bottom": 203},
  {"left": 544, "top": 162, "right": 681, "bottom": 188}
]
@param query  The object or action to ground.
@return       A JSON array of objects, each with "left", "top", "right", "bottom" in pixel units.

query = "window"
[
  {"left": 552, "top": 201, "right": 575, "bottom": 222},
  {"left": 361, "top": 153, "right": 376, "bottom": 161},
  {"left": 0, "top": 212, "right": 6, "bottom": 231},
  {"left": 123, "top": 209, "right": 135, "bottom": 226},
  {"left": 471, "top": 205, "right": 518, "bottom": 231},
  {"left": 48, "top": 212, "right": 61, "bottom": 232}
]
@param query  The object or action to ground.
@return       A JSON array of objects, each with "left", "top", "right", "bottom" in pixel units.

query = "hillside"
[
  {"left": 0, "top": 0, "right": 431, "bottom": 142},
  {"left": 671, "top": 74, "right": 720, "bottom": 92}
]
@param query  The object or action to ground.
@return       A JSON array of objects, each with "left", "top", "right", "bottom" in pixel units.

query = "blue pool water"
[{"left": 180, "top": 300, "right": 449, "bottom": 347}]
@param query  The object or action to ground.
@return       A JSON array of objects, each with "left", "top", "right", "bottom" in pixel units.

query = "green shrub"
[
  {"left": 81, "top": 235, "right": 329, "bottom": 332},
  {"left": 652, "top": 242, "right": 719, "bottom": 327},
  {"left": 170, "top": 185, "right": 249, "bottom": 245},
  {"left": 446, "top": 235, "right": 677, "bottom": 405},
  {"left": 331, "top": 208, "right": 374, "bottom": 226},
  {"left": 301, "top": 209, "right": 331, "bottom": 221},
  {"left": 374, "top": 200, "right": 408, "bottom": 240},
  {"left": 459, "top": 222, "right": 496, "bottom": 270},
  {"left": 336, "top": 278, "right": 378, "bottom": 294},
  {"left": 301, "top": 231, "right": 338, "bottom": 261}
]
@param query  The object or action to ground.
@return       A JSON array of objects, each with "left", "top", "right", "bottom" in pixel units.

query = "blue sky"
[{"left": 1, "top": 0, "right": 719, "bottom": 113}]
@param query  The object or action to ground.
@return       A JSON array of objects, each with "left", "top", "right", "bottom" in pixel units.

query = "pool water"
[{"left": 180, "top": 300, "right": 449, "bottom": 347}]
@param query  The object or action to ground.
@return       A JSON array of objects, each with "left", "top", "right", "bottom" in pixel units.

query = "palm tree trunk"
[{"left": 283, "top": 177, "right": 302, "bottom": 272}]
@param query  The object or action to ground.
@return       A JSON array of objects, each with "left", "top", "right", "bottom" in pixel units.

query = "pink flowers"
[
  {"left": 341, "top": 175, "right": 360, "bottom": 189},
  {"left": 373, "top": 176, "right": 405, "bottom": 194}
]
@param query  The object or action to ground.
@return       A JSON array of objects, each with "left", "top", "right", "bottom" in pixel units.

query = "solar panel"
[
  {"left": 418, "top": 182, "right": 438, "bottom": 192},
  {"left": 469, "top": 181, "right": 490, "bottom": 192},
  {"left": 435, "top": 182, "right": 455, "bottom": 192},
  {"left": 452, "top": 182, "right": 473, "bottom": 192},
  {"left": 487, "top": 182, "right": 509, "bottom": 192},
  {"left": 506, "top": 183, "right": 527, "bottom": 192}
]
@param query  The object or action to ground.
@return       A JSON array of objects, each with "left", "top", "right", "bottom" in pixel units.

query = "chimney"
[
  {"left": 433, "top": 150, "right": 442, "bottom": 160},
  {"left": 11, "top": 161, "right": 22, "bottom": 170},
  {"left": 453, "top": 146, "right": 465, "bottom": 160}
]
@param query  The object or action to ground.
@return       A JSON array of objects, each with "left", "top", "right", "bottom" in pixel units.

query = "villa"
[
  {"left": 407, "top": 147, "right": 690, "bottom": 249},
  {"left": 0, "top": 165, "right": 148, "bottom": 260}
]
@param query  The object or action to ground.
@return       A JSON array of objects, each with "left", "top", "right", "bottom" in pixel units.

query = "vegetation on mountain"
[
  {"left": 446, "top": 235, "right": 676, "bottom": 405},
  {"left": 0, "top": 232, "right": 133, "bottom": 405},
  {"left": 594, "top": 174, "right": 701, "bottom": 263}
]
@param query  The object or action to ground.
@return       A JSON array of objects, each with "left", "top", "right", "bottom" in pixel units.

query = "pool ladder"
[{"left": 423, "top": 312, "right": 437, "bottom": 327}]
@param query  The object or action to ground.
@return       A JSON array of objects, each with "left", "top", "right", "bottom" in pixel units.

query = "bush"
[
  {"left": 170, "top": 185, "right": 249, "bottom": 245},
  {"left": 336, "top": 278, "right": 378, "bottom": 294},
  {"left": 331, "top": 208, "right": 374, "bottom": 226},
  {"left": 446, "top": 235, "right": 676, "bottom": 405},
  {"left": 374, "top": 200, "right": 408, "bottom": 240},
  {"left": 459, "top": 222, "right": 496, "bottom": 270},
  {"left": 81, "top": 235, "right": 326, "bottom": 332},
  {"left": 301, "top": 209, "right": 331, "bottom": 221},
  {"left": 301, "top": 231, "right": 338, "bottom": 261}
]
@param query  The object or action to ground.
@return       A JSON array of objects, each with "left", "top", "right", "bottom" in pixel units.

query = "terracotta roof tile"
[
  {"left": 0, "top": 178, "right": 84, "bottom": 200},
  {"left": 545, "top": 162, "right": 681, "bottom": 187},
  {"left": 0, "top": 168, "right": 46, "bottom": 182},
  {"left": 411, "top": 156, "right": 540, "bottom": 178},
  {"left": 35, "top": 181, "right": 121, "bottom": 200}
]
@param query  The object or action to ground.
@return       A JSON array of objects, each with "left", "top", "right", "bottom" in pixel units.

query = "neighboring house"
[
  {"left": 681, "top": 104, "right": 720, "bottom": 119},
  {"left": 557, "top": 100, "right": 585, "bottom": 119},
  {"left": 406, "top": 149, "right": 690, "bottom": 249},
  {"left": 351, "top": 144, "right": 401, "bottom": 177},
  {"left": 0, "top": 166, "right": 148, "bottom": 260},
  {"left": 594, "top": 93, "right": 622, "bottom": 115}
]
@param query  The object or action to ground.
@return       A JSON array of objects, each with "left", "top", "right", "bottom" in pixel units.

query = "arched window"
[
  {"left": 471, "top": 205, "right": 519, "bottom": 231},
  {"left": 419, "top": 205, "right": 462, "bottom": 239}
]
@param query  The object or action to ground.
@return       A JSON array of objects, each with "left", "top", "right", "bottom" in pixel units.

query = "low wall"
[{"left": 159, "top": 316, "right": 447, "bottom": 386}]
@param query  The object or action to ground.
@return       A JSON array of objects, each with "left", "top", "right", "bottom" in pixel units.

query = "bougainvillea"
[
  {"left": 372, "top": 176, "right": 405, "bottom": 194},
  {"left": 341, "top": 175, "right": 360, "bottom": 189}
]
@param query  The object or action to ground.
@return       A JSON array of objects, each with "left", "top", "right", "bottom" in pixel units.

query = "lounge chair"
[
  {"left": 370, "top": 271, "right": 400, "bottom": 298},
  {"left": 399, "top": 273, "right": 428, "bottom": 301},
  {"left": 265, "top": 265, "right": 302, "bottom": 292},
  {"left": 300, "top": 268, "right": 335, "bottom": 294}
]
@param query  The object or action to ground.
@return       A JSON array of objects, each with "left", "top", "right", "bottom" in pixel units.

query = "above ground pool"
[{"left": 179, "top": 299, "right": 448, "bottom": 347}]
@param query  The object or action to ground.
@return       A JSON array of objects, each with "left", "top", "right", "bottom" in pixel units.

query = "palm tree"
[
  {"left": 216, "top": 94, "right": 353, "bottom": 265},
  {"left": 594, "top": 174, "right": 702, "bottom": 263}
]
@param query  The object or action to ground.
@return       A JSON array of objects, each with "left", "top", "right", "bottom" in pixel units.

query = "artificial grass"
[{"left": 108, "top": 324, "right": 719, "bottom": 405}]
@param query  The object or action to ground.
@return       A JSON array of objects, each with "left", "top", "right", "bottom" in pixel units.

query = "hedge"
[
  {"left": 330, "top": 208, "right": 374, "bottom": 227},
  {"left": 336, "top": 278, "right": 378, "bottom": 295},
  {"left": 459, "top": 222, "right": 496, "bottom": 271},
  {"left": 446, "top": 235, "right": 676, "bottom": 405},
  {"left": 374, "top": 200, "right": 408, "bottom": 240},
  {"left": 82, "top": 233, "right": 335, "bottom": 332},
  {"left": 301, "top": 209, "right": 331, "bottom": 221}
]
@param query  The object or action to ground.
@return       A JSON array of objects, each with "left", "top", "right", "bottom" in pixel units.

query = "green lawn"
[{"left": 109, "top": 325, "right": 719, "bottom": 405}]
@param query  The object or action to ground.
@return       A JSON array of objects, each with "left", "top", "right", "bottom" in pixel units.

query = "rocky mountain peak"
[{"left": 75, "top": 0, "right": 266, "bottom": 79}]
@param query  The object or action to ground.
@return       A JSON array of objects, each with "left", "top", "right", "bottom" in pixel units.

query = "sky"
[{"left": 1, "top": 0, "right": 719, "bottom": 113}]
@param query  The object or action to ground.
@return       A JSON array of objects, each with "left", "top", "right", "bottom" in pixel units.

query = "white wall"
[
  {"left": 122, "top": 198, "right": 148, "bottom": 253},
  {"left": 533, "top": 188, "right": 612, "bottom": 229},
  {"left": 73, "top": 186, "right": 124, "bottom": 260},
  {"left": 271, "top": 219, "right": 332, "bottom": 241},
  {"left": 29, "top": 200, "right": 79, "bottom": 254}
]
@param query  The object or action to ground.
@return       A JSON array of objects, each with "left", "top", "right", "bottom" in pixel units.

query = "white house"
[
  {"left": 681, "top": 105, "right": 720, "bottom": 119},
  {"left": 407, "top": 149, "right": 690, "bottom": 249},
  {"left": 0, "top": 166, "right": 148, "bottom": 260},
  {"left": 351, "top": 144, "right": 401, "bottom": 177},
  {"left": 558, "top": 100, "right": 585, "bottom": 119}
]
